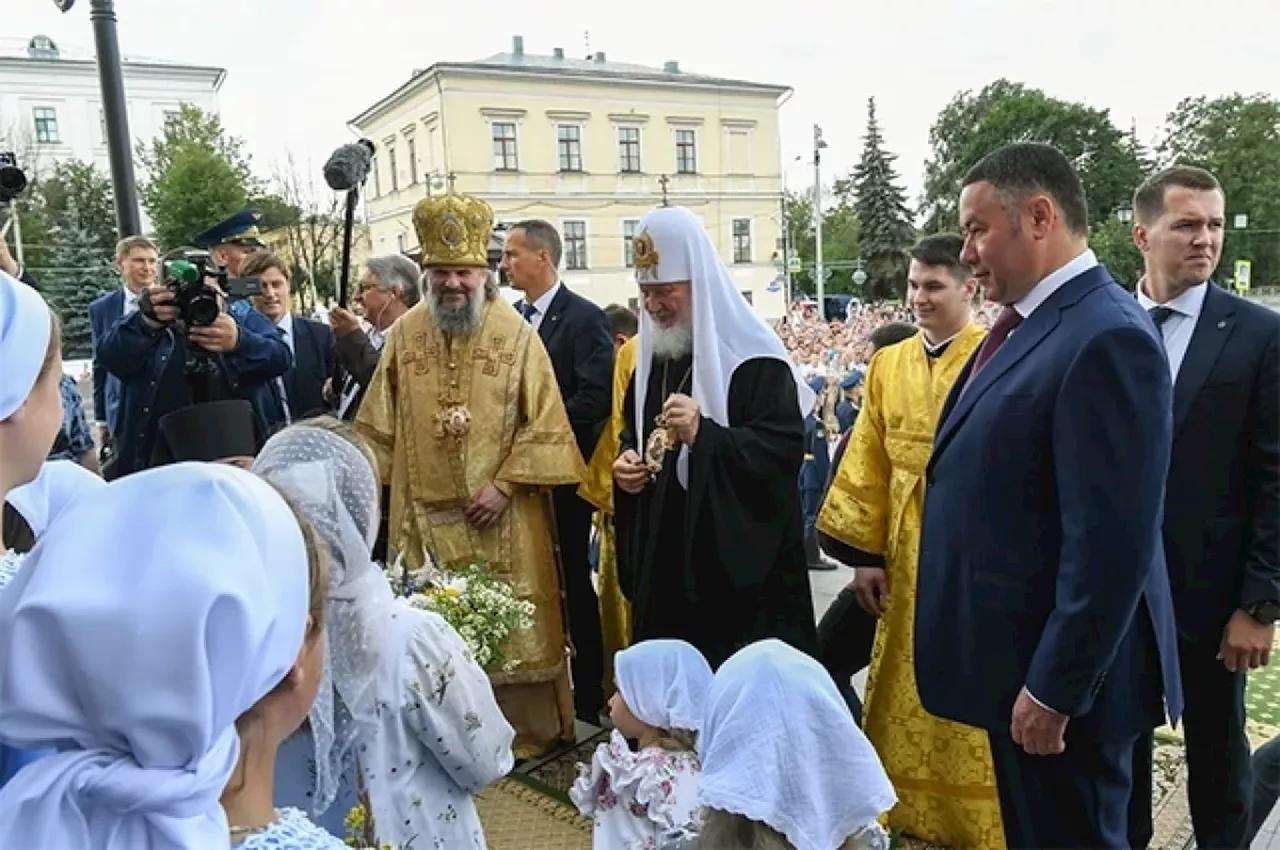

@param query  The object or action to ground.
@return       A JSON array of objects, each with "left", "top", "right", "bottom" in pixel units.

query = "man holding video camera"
[{"left": 96, "top": 210, "right": 292, "bottom": 477}]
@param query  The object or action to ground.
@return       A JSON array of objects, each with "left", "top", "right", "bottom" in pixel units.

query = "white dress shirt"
[
  {"left": 122, "top": 284, "right": 142, "bottom": 317},
  {"left": 523, "top": 281, "right": 562, "bottom": 332},
  {"left": 1136, "top": 277, "right": 1208, "bottom": 380},
  {"left": 1012, "top": 249, "right": 1099, "bottom": 321}
]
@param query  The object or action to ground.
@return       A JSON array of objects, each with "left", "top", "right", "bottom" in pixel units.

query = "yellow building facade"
[{"left": 350, "top": 38, "right": 790, "bottom": 317}]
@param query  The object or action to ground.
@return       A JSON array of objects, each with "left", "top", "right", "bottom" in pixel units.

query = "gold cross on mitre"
[
  {"left": 657, "top": 174, "right": 671, "bottom": 207},
  {"left": 446, "top": 172, "right": 458, "bottom": 192}
]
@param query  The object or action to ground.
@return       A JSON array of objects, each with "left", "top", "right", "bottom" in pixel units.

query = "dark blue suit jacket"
[
  {"left": 1162, "top": 283, "right": 1280, "bottom": 642},
  {"left": 89, "top": 288, "right": 127, "bottom": 433},
  {"left": 519, "top": 285, "right": 613, "bottom": 463},
  {"left": 799, "top": 413, "right": 831, "bottom": 491},
  {"left": 916, "top": 263, "right": 1183, "bottom": 743},
  {"left": 274, "top": 315, "right": 335, "bottom": 428}
]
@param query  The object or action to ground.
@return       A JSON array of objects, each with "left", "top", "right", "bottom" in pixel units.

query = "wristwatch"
[{"left": 1246, "top": 600, "right": 1280, "bottom": 625}]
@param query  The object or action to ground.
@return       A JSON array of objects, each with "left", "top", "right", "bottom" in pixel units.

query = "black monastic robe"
[{"left": 614, "top": 355, "right": 817, "bottom": 668}]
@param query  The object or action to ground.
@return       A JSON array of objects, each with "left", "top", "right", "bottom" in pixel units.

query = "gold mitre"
[{"left": 412, "top": 192, "right": 494, "bottom": 268}]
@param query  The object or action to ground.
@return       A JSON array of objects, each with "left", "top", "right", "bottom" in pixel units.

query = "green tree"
[
  {"left": 1157, "top": 94, "right": 1280, "bottom": 287},
  {"left": 921, "top": 80, "right": 1145, "bottom": 233},
  {"left": 16, "top": 161, "right": 117, "bottom": 357},
  {"left": 782, "top": 188, "right": 861, "bottom": 296},
  {"left": 138, "top": 103, "right": 259, "bottom": 249},
  {"left": 848, "top": 98, "right": 915, "bottom": 300},
  {"left": 1089, "top": 216, "right": 1144, "bottom": 289}
]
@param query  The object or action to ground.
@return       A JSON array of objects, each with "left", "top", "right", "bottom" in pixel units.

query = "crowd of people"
[{"left": 0, "top": 139, "right": 1276, "bottom": 850}]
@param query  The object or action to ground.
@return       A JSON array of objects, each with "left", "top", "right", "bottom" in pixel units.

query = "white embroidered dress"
[{"left": 571, "top": 730, "right": 702, "bottom": 850}]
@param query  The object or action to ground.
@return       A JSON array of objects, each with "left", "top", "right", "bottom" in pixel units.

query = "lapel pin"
[{"left": 1218, "top": 321, "right": 1227, "bottom": 329}]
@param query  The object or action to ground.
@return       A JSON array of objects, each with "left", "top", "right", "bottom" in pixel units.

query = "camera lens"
[{"left": 187, "top": 293, "right": 221, "bottom": 327}]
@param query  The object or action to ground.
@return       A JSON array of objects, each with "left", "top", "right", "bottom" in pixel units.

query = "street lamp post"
[
  {"left": 780, "top": 154, "right": 801, "bottom": 314},
  {"left": 813, "top": 124, "right": 829, "bottom": 320},
  {"left": 57, "top": 0, "right": 141, "bottom": 237}
]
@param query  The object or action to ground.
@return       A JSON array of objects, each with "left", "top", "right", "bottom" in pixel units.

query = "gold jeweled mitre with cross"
[{"left": 412, "top": 192, "right": 494, "bottom": 268}]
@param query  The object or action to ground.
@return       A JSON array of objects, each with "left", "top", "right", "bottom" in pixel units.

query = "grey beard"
[
  {"left": 427, "top": 290, "right": 483, "bottom": 336},
  {"left": 650, "top": 321, "right": 693, "bottom": 359}
]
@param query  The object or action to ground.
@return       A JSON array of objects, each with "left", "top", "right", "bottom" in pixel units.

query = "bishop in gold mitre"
[{"left": 356, "top": 191, "right": 586, "bottom": 758}]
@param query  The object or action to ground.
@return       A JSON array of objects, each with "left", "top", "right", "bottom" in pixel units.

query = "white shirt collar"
[
  {"left": 529, "top": 281, "right": 561, "bottom": 317},
  {"left": 1013, "top": 249, "right": 1099, "bottom": 319},
  {"left": 122, "top": 284, "right": 141, "bottom": 304},
  {"left": 1135, "top": 277, "right": 1208, "bottom": 319},
  {"left": 275, "top": 312, "right": 294, "bottom": 336}
]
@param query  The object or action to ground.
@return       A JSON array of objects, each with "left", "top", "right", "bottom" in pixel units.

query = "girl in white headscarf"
[
  {"left": 571, "top": 639, "right": 712, "bottom": 849},
  {"left": 0, "top": 271, "right": 64, "bottom": 574},
  {"left": 0, "top": 462, "right": 322, "bottom": 850},
  {"left": 253, "top": 416, "right": 515, "bottom": 849},
  {"left": 695, "top": 640, "right": 897, "bottom": 850}
]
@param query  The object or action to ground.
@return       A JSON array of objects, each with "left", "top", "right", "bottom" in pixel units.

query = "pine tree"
[
  {"left": 851, "top": 98, "right": 918, "bottom": 300},
  {"left": 43, "top": 196, "right": 115, "bottom": 360}
]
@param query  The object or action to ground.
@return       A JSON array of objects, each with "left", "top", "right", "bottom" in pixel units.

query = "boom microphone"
[{"left": 323, "top": 139, "right": 376, "bottom": 192}]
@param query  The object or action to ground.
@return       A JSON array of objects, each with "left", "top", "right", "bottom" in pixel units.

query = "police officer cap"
[
  {"left": 806, "top": 375, "right": 827, "bottom": 395},
  {"left": 840, "top": 369, "right": 865, "bottom": 390},
  {"left": 192, "top": 208, "right": 265, "bottom": 250}
]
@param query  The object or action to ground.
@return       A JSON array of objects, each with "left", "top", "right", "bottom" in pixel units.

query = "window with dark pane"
[
  {"left": 33, "top": 107, "right": 59, "bottom": 144},
  {"left": 618, "top": 127, "right": 641, "bottom": 173},
  {"left": 564, "top": 220, "right": 588, "bottom": 269},
  {"left": 558, "top": 125, "right": 583, "bottom": 172},
  {"left": 492, "top": 123, "right": 518, "bottom": 171},
  {"left": 675, "top": 129, "right": 697, "bottom": 174},
  {"left": 733, "top": 218, "right": 752, "bottom": 264},
  {"left": 622, "top": 219, "right": 639, "bottom": 267}
]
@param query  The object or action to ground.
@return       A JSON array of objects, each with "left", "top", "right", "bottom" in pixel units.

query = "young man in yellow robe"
[
  {"left": 356, "top": 191, "right": 586, "bottom": 759},
  {"left": 817, "top": 233, "right": 1004, "bottom": 848},
  {"left": 578, "top": 309, "right": 637, "bottom": 700}
]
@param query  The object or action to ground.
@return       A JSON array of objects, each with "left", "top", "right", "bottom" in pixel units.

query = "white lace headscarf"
[
  {"left": 252, "top": 424, "right": 394, "bottom": 817},
  {"left": 615, "top": 639, "right": 713, "bottom": 733},
  {"left": 0, "top": 462, "right": 310, "bottom": 850},
  {"left": 698, "top": 640, "right": 897, "bottom": 850}
]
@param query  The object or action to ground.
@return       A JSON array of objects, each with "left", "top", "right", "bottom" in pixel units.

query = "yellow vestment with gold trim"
[
  {"left": 356, "top": 296, "right": 586, "bottom": 758},
  {"left": 817, "top": 324, "right": 1006, "bottom": 849},
  {"left": 578, "top": 336, "right": 637, "bottom": 700}
]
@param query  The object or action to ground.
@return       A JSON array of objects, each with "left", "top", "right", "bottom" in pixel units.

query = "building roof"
[
  {"left": 0, "top": 36, "right": 225, "bottom": 87},
  {"left": 350, "top": 44, "right": 790, "bottom": 128}
]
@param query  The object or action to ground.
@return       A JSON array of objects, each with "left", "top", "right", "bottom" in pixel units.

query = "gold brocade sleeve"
[
  {"left": 495, "top": 329, "right": 587, "bottom": 489},
  {"left": 354, "top": 323, "right": 401, "bottom": 483},
  {"left": 816, "top": 350, "right": 892, "bottom": 554},
  {"left": 578, "top": 336, "right": 637, "bottom": 513}
]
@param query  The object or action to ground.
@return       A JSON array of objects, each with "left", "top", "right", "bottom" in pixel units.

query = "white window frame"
[
  {"left": 32, "top": 106, "right": 60, "bottom": 144},
  {"left": 491, "top": 121, "right": 520, "bottom": 172},
  {"left": 561, "top": 219, "right": 589, "bottom": 271},
  {"left": 617, "top": 126, "right": 642, "bottom": 173},
  {"left": 622, "top": 218, "right": 640, "bottom": 267},
  {"left": 675, "top": 128, "right": 698, "bottom": 174},
  {"left": 732, "top": 217, "right": 753, "bottom": 264},
  {"left": 557, "top": 124, "right": 584, "bottom": 173}
]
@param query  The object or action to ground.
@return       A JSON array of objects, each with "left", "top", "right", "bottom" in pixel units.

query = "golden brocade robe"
[
  {"left": 356, "top": 297, "right": 586, "bottom": 758},
  {"left": 817, "top": 324, "right": 1006, "bottom": 850},
  {"left": 579, "top": 336, "right": 637, "bottom": 700}
]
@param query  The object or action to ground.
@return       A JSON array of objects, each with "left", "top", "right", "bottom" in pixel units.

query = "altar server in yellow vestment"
[
  {"left": 356, "top": 191, "right": 586, "bottom": 759},
  {"left": 817, "top": 233, "right": 1005, "bottom": 849},
  {"left": 579, "top": 327, "right": 638, "bottom": 700}
]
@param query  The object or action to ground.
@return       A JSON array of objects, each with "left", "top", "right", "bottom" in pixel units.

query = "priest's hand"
[
  {"left": 853, "top": 567, "right": 890, "bottom": 617},
  {"left": 329, "top": 305, "right": 362, "bottom": 338},
  {"left": 465, "top": 484, "right": 510, "bottom": 530},
  {"left": 614, "top": 450, "right": 648, "bottom": 495},
  {"left": 662, "top": 394, "right": 701, "bottom": 445},
  {"left": 1011, "top": 687, "right": 1068, "bottom": 756}
]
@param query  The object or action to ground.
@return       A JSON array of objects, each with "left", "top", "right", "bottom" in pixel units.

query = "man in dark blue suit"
[
  {"left": 243, "top": 251, "right": 335, "bottom": 429},
  {"left": 503, "top": 219, "right": 614, "bottom": 723},
  {"left": 800, "top": 375, "right": 832, "bottom": 570},
  {"left": 89, "top": 236, "right": 159, "bottom": 454},
  {"left": 1126, "top": 166, "right": 1279, "bottom": 849},
  {"left": 916, "top": 143, "right": 1183, "bottom": 849}
]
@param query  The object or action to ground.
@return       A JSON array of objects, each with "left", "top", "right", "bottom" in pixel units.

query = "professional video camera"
[
  {"left": 0, "top": 153, "right": 28, "bottom": 203},
  {"left": 159, "top": 249, "right": 262, "bottom": 327}
]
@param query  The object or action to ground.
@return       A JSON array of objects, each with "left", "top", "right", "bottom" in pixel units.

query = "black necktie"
[
  {"left": 1148, "top": 306, "right": 1176, "bottom": 328},
  {"left": 520, "top": 302, "right": 537, "bottom": 323}
]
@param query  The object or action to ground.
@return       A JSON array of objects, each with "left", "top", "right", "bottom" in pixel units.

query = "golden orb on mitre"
[{"left": 412, "top": 192, "right": 494, "bottom": 268}]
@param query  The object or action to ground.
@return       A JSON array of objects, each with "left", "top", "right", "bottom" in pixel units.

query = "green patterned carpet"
[{"left": 1245, "top": 636, "right": 1280, "bottom": 732}]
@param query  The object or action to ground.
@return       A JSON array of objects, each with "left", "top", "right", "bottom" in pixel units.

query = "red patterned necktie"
[{"left": 971, "top": 306, "right": 1024, "bottom": 377}]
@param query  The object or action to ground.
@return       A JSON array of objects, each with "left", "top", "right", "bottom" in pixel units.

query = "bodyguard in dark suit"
[
  {"left": 502, "top": 219, "right": 613, "bottom": 722},
  {"left": 243, "top": 251, "right": 334, "bottom": 428},
  {"left": 1126, "top": 166, "right": 1280, "bottom": 849},
  {"left": 88, "top": 237, "right": 159, "bottom": 448},
  {"left": 917, "top": 143, "right": 1183, "bottom": 849},
  {"left": 800, "top": 376, "right": 831, "bottom": 570}
]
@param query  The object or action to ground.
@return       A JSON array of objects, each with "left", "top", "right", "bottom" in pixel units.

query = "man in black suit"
[
  {"left": 1127, "top": 166, "right": 1279, "bottom": 849},
  {"left": 243, "top": 251, "right": 335, "bottom": 429},
  {"left": 502, "top": 219, "right": 613, "bottom": 722}
]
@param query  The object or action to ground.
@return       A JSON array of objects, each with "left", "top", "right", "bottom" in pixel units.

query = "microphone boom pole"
[{"left": 338, "top": 185, "right": 358, "bottom": 309}]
